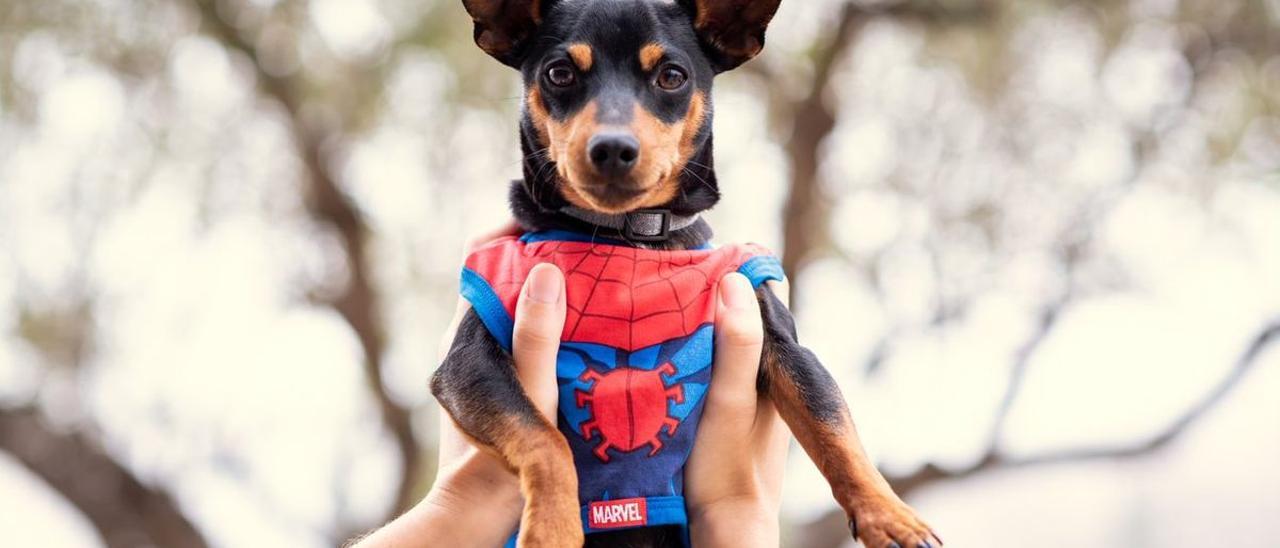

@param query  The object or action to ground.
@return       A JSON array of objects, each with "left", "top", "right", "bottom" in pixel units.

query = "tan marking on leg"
[
  {"left": 567, "top": 43, "right": 593, "bottom": 71},
  {"left": 639, "top": 43, "right": 666, "bottom": 72},
  {"left": 453, "top": 413, "right": 584, "bottom": 547},
  {"left": 762, "top": 340, "right": 938, "bottom": 546}
]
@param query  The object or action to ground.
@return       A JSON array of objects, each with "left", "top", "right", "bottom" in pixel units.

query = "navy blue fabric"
[
  {"left": 557, "top": 326, "right": 714, "bottom": 500},
  {"left": 461, "top": 235, "right": 785, "bottom": 547}
]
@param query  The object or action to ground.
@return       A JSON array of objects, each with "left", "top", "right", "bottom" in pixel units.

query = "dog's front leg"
[
  {"left": 755, "top": 285, "right": 939, "bottom": 548},
  {"left": 430, "top": 309, "right": 583, "bottom": 548}
]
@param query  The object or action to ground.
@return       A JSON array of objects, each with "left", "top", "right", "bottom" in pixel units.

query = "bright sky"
[{"left": 1, "top": 1, "right": 1278, "bottom": 547}]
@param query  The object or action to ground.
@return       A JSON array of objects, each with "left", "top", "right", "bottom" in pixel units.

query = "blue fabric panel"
[
  {"left": 581, "top": 495, "right": 689, "bottom": 534},
  {"left": 737, "top": 254, "right": 786, "bottom": 288},
  {"left": 505, "top": 495, "right": 690, "bottom": 548},
  {"left": 667, "top": 325, "right": 714, "bottom": 382},
  {"left": 520, "top": 230, "right": 629, "bottom": 246},
  {"left": 460, "top": 266, "right": 515, "bottom": 352}
]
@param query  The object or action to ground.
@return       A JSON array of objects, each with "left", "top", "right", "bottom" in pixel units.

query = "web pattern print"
[{"left": 467, "top": 238, "right": 770, "bottom": 352}]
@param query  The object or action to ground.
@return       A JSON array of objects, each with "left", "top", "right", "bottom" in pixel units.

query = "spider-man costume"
[{"left": 459, "top": 230, "right": 785, "bottom": 546}]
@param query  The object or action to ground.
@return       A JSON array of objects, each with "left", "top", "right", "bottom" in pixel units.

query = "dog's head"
[{"left": 463, "top": 0, "right": 781, "bottom": 214}]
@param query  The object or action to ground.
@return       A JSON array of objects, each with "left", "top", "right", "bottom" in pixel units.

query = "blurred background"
[{"left": 2, "top": 0, "right": 1278, "bottom": 546}]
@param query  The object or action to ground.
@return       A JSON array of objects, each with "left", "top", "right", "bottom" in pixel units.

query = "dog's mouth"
[{"left": 563, "top": 175, "right": 667, "bottom": 214}]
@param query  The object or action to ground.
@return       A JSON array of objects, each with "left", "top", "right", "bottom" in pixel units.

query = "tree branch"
[
  {"left": 779, "top": 4, "right": 862, "bottom": 284},
  {"left": 0, "top": 407, "right": 209, "bottom": 548},
  {"left": 894, "top": 316, "right": 1280, "bottom": 492},
  {"left": 777, "top": 0, "right": 996, "bottom": 297},
  {"left": 984, "top": 293, "right": 1070, "bottom": 447},
  {"left": 796, "top": 317, "right": 1280, "bottom": 548},
  {"left": 194, "top": 0, "right": 423, "bottom": 519}
]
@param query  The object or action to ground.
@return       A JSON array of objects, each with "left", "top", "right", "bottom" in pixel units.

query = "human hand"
[
  {"left": 684, "top": 275, "right": 792, "bottom": 548},
  {"left": 353, "top": 222, "right": 566, "bottom": 548},
  {"left": 355, "top": 231, "right": 792, "bottom": 548}
]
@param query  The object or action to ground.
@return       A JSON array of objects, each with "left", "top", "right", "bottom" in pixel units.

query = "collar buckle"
[{"left": 623, "top": 209, "right": 673, "bottom": 242}]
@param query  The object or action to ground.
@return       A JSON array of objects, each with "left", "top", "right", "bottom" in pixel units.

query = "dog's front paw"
[
  {"left": 518, "top": 485, "right": 584, "bottom": 548},
  {"left": 848, "top": 494, "right": 941, "bottom": 548}
]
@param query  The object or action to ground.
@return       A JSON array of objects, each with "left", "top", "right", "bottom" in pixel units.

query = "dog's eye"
[
  {"left": 656, "top": 65, "right": 688, "bottom": 91},
  {"left": 546, "top": 62, "right": 577, "bottom": 88}
]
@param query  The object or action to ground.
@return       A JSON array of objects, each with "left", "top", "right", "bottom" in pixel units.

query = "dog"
[{"left": 430, "top": 1, "right": 940, "bottom": 547}]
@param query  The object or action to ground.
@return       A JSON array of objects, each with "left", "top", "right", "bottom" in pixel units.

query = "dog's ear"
[
  {"left": 462, "top": 0, "right": 549, "bottom": 67},
  {"left": 679, "top": 0, "right": 782, "bottom": 72}
]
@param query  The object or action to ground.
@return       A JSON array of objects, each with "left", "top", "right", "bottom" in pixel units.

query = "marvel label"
[{"left": 588, "top": 498, "right": 647, "bottom": 529}]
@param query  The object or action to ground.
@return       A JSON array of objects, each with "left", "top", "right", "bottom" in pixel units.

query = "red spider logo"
[{"left": 575, "top": 363, "right": 686, "bottom": 462}]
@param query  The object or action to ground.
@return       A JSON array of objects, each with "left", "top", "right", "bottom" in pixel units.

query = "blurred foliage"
[{"left": 1, "top": 0, "right": 1278, "bottom": 547}]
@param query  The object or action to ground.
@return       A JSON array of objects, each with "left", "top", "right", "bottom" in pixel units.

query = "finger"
[
  {"left": 764, "top": 278, "right": 790, "bottom": 308},
  {"left": 436, "top": 221, "right": 526, "bottom": 465},
  {"left": 454, "top": 220, "right": 521, "bottom": 310},
  {"left": 704, "top": 273, "right": 764, "bottom": 422},
  {"left": 437, "top": 300, "right": 471, "bottom": 363},
  {"left": 462, "top": 220, "right": 522, "bottom": 255},
  {"left": 751, "top": 395, "right": 791, "bottom": 501},
  {"left": 511, "top": 263, "right": 566, "bottom": 420},
  {"left": 440, "top": 220, "right": 524, "bottom": 361}
]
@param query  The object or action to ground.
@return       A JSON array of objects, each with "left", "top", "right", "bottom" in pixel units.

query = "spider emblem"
[{"left": 575, "top": 362, "right": 686, "bottom": 462}]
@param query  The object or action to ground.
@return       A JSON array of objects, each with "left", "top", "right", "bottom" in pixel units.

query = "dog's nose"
[{"left": 587, "top": 132, "right": 640, "bottom": 178}]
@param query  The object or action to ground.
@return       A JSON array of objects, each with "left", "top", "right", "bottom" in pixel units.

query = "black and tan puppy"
[{"left": 431, "top": 1, "right": 940, "bottom": 547}]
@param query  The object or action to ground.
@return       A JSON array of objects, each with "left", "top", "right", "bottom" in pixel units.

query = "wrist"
[
  {"left": 350, "top": 458, "right": 523, "bottom": 548},
  {"left": 384, "top": 453, "right": 522, "bottom": 546},
  {"left": 688, "top": 496, "right": 780, "bottom": 548},
  {"left": 429, "top": 451, "right": 524, "bottom": 515}
]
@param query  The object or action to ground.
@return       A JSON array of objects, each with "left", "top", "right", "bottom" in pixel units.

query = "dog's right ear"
[
  {"left": 462, "top": 0, "right": 548, "bottom": 67},
  {"left": 679, "top": 0, "right": 782, "bottom": 72}
]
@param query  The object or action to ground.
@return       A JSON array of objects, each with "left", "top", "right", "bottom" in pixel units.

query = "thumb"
[
  {"left": 512, "top": 263, "right": 567, "bottom": 420},
  {"left": 705, "top": 273, "right": 765, "bottom": 420}
]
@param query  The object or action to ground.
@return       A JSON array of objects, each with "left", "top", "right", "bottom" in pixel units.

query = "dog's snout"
[{"left": 587, "top": 132, "right": 640, "bottom": 178}]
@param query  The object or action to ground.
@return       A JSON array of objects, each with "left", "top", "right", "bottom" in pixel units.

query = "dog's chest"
[{"left": 461, "top": 231, "right": 783, "bottom": 533}]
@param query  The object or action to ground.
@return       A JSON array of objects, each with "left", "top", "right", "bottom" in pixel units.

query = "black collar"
[{"left": 558, "top": 206, "right": 702, "bottom": 243}]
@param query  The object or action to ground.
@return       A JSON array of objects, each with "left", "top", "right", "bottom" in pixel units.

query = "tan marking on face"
[
  {"left": 621, "top": 91, "right": 707, "bottom": 209},
  {"left": 639, "top": 43, "right": 665, "bottom": 72},
  {"left": 540, "top": 100, "right": 604, "bottom": 211},
  {"left": 533, "top": 89, "right": 709, "bottom": 213},
  {"left": 567, "top": 43, "right": 593, "bottom": 71},
  {"left": 527, "top": 89, "right": 603, "bottom": 209},
  {"left": 526, "top": 87, "right": 552, "bottom": 147}
]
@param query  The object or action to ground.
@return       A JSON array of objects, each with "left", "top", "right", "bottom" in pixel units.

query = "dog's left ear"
[
  {"left": 462, "top": 0, "right": 551, "bottom": 67},
  {"left": 679, "top": 0, "right": 782, "bottom": 72}
]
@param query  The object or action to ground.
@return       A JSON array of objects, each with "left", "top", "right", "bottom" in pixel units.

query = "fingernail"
[
  {"left": 526, "top": 264, "right": 562, "bottom": 303},
  {"left": 720, "top": 273, "right": 752, "bottom": 310}
]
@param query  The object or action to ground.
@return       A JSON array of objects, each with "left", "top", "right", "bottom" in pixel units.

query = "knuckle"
[
  {"left": 766, "top": 279, "right": 790, "bottom": 307},
  {"left": 513, "top": 323, "right": 561, "bottom": 348},
  {"left": 720, "top": 323, "right": 763, "bottom": 349},
  {"left": 705, "top": 390, "right": 757, "bottom": 414},
  {"left": 462, "top": 235, "right": 487, "bottom": 255}
]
